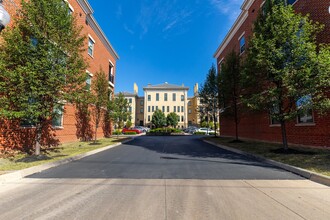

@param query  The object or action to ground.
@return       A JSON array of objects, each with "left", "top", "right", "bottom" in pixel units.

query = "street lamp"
[{"left": 0, "top": 0, "right": 11, "bottom": 33}]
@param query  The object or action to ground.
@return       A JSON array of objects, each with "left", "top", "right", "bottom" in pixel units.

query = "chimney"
[
  {"left": 194, "top": 83, "right": 199, "bottom": 96},
  {"left": 133, "top": 83, "right": 138, "bottom": 94}
]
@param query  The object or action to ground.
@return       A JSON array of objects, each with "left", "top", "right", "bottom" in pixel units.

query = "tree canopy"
[
  {"left": 0, "top": 0, "right": 87, "bottom": 154},
  {"left": 166, "top": 112, "right": 179, "bottom": 127},
  {"left": 244, "top": 0, "right": 330, "bottom": 149},
  {"left": 152, "top": 110, "right": 166, "bottom": 128},
  {"left": 107, "top": 93, "right": 130, "bottom": 130},
  {"left": 91, "top": 68, "right": 109, "bottom": 142}
]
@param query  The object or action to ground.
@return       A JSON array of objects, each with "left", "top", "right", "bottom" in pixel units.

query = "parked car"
[
  {"left": 185, "top": 126, "right": 198, "bottom": 134},
  {"left": 122, "top": 127, "right": 141, "bottom": 134},
  {"left": 134, "top": 126, "right": 148, "bottom": 133},
  {"left": 195, "top": 128, "right": 215, "bottom": 135}
]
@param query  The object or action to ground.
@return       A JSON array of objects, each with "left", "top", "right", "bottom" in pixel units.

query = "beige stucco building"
[{"left": 117, "top": 82, "right": 200, "bottom": 128}]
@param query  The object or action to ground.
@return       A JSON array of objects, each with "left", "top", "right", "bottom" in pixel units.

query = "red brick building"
[
  {"left": 214, "top": 0, "right": 330, "bottom": 147},
  {"left": 0, "top": 0, "right": 119, "bottom": 151}
]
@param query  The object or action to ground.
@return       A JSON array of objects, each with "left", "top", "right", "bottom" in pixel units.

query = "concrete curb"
[
  {"left": 203, "top": 139, "right": 330, "bottom": 187},
  {"left": 0, "top": 138, "right": 133, "bottom": 184}
]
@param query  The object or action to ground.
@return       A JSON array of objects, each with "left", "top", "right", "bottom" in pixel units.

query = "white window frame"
[
  {"left": 238, "top": 32, "right": 246, "bottom": 55},
  {"left": 52, "top": 105, "right": 64, "bottom": 129},
  {"left": 88, "top": 35, "right": 95, "bottom": 57},
  {"left": 86, "top": 70, "right": 93, "bottom": 91}
]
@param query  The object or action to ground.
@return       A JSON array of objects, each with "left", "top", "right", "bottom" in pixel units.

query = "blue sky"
[{"left": 89, "top": 0, "right": 244, "bottom": 97}]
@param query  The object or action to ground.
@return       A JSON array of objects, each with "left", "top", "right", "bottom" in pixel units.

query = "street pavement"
[{"left": 0, "top": 136, "right": 329, "bottom": 220}]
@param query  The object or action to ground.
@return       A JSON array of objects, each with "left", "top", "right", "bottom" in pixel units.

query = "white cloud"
[
  {"left": 116, "top": 5, "right": 122, "bottom": 19},
  {"left": 124, "top": 24, "right": 135, "bottom": 35},
  {"left": 209, "top": 0, "right": 243, "bottom": 21},
  {"left": 137, "top": 0, "right": 194, "bottom": 38}
]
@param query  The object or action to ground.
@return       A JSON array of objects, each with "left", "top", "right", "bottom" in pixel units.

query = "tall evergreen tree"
[
  {"left": 199, "top": 65, "right": 219, "bottom": 137},
  {"left": 0, "top": 0, "right": 87, "bottom": 155},
  {"left": 219, "top": 50, "right": 243, "bottom": 141},
  {"left": 244, "top": 0, "right": 330, "bottom": 150}
]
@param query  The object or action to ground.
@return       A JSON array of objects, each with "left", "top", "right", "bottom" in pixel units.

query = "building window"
[
  {"left": 140, "top": 100, "right": 144, "bottom": 106},
  {"left": 270, "top": 104, "right": 280, "bottom": 125},
  {"left": 167, "top": 106, "right": 170, "bottom": 112},
  {"left": 297, "top": 109, "right": 314, "bottom": 124},
  {"left": 174, "top": 106, "right": 176, "bottom": 112},
  {"left": 128, "top": 98, "right": 132, "bottom": 104},
  {"left": 52, "top": 105, "right": 64, "bottom": 128},
  {"left": 181, "top": 95, "right": 184, "bottom": 101},
  {"left": 152, "top": 106, "right": 155, "bottom": 112},
  {"left": 178, "top": 106, "right": 180, "bottom": 112},
  {"left": 148, "top": 106, "right": 150, "bottom": 112},
  {"left": 164, "top": 93, "right": 168, "bottom": 101},
  {"left": 148, "top": 95, "right": 151, "bottom": 101},
  {"left": 181, "top": 106, "right": 184, "bottom": 112},
  {"left": 109, "top": 62, "right": 114, "bottom": 84},
  {"left": 188, "top": 101, "right": 191, "bottom": 106},
  {"left": 297, "top": 95, "right": 314, "bottom": 124},
  {"left": 86, "top": 72, "right": 92, "bottom": 91},
  {"left": 88, "top": 36, "right": 95, "bottom": 57},
  {"left": 219, "top": 59, "right": 224, "bottom": 74},
  {"left": 148, "top": 115, "right": 150, "bottom": 122},
  {"left": 188, "top": 109, "right": 192, "bottom": 114},
  {"left": 140, "top": 108, "right": 143, "bottom": 113},
  {"left": 156, "top": 106, "right": 158, "bottom": 110},
  {"left": 129, "top": 107, "right": 132, "bottom": 113},
  {"left": 181, "top": 116, "right": 184, "bottom": 122},
  {"left": 172, "top": 93, "right": 176, "bottom": 101},
  {"left": 162, "top": 106, "right": 165, "bottom": 112},
  {"left": 287, "top": 0, "right": 297, "bottom": 5},
  {"left": 156, "top": 93, "right": 159, "bottom": 101},
  {"left": 239, "top": 35, "right": 245, "bottom": 54}
]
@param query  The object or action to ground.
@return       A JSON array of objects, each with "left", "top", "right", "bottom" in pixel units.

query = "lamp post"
[{"left": 0, "top": 0, "right": 10, "bottom": 33}]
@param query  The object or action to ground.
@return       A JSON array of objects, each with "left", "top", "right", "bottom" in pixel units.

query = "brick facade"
[
  {"left": 0, "top": 0, "right": 119, "bottom": 152},
  {"left": 214, "top": 0, "right": 330, "bottom": 147}
]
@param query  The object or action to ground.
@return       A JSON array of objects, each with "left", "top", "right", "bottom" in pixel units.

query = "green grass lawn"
[
  {"left": 205, "top": 137, "right": 330, "bottom": 177},
  {"left": 0, "top": 137, "right": 129, "bottom": 173}
]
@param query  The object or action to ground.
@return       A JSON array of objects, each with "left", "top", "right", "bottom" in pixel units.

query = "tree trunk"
[
  {"left": 213, "top": 111, "right": 217, "bottom": 137},
  {"left": 280, "top": 120, "right": 289, "bottom": 151},
  {"left": 35, "top": 124, "right": 42, "bottom": 155},
  {"left": 234, "top": 99, "right": 239, "bottom": 141}
]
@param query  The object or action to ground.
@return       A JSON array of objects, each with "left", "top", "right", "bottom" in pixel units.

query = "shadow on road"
[{"left": 27, "top": 136, "right": 303, "bottom": 180}]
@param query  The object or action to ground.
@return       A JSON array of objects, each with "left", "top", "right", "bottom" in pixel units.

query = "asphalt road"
[{"left": 0, "top": 136, "right": 329, "bottom": 220}]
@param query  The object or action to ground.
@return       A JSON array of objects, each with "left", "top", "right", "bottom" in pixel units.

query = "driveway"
[{"left": 0, "top": 136, "right": 329, "bottom": 220}]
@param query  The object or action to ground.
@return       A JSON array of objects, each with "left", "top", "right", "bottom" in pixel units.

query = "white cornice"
[
  {"left": 76, "top": 0, "right": 93, "bottom": 15},
  {"left": 213, "top": 10, "right": 248, "bottom": 59},
  {"left": 77, "top": 0, "right": 119, "bottom": 60},
  {"left": 241, "top": 0, "right": 255, "bottom": 11}
]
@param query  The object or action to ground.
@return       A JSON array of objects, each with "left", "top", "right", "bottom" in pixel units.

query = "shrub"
[
  {"left": 112, "top": 129, "right": 122, "bottom": 135},
  {"left": 194, "top": 132, "right": 207, "bottom": 135},
  {"left": 123, "top": 131, "right": 137, "bottom": 135}
]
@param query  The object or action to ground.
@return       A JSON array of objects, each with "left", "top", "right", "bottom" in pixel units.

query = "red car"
[{"left": 122, "top": 127, "right": 141, "bottom": 134}]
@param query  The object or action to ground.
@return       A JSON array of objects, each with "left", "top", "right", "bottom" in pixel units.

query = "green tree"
[
  {"left": 0, "top": 0, "right": 87, "bottom": 155},
  {"left": 125, "top": 120, "right": 132, "bottom": 128},
  {"left": 219, "top": 50, "right": 243, "bottom": 141},
  {"left": 151, "top": 110, "right": 166, "bottom": 128},
  {"left": 107, "top": 93, "right": 130, "bottom": 131},
  {"left": 244, "top": 0, "right": 330, "bottom": 150},
  {"left": 91, "top": 68, "right": 109, "bottom": 143},
  {"left": 166, "top": 112, "right": 179, "bottom": 127},
  {"left": 199, "top": 65, "right": 219, "bottom": 137}
]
